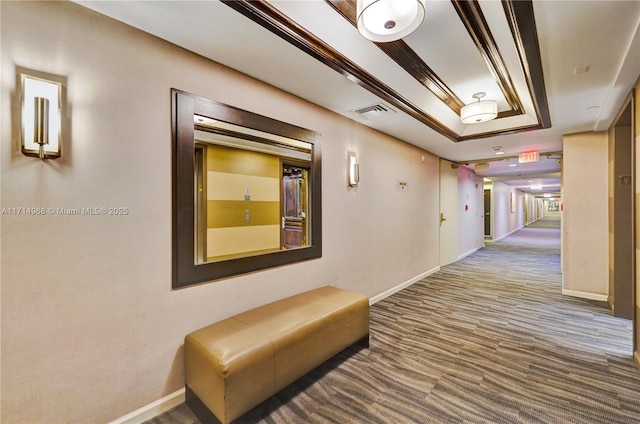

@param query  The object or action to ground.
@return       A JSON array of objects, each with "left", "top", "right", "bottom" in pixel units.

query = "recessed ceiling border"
[
  {"left": 502, "top": 0, "right": 551, "bottom": 130},
  {"left": 327, "top": 0, "right": 466, "bottom": 113},
  {"left": 221, "top": 0, "right": 550, "bottom": 143},
  {"left": 327, "top": 0, "right": 528, "bottom": 121},
  {"left": 221, "top": 0, "right": 458, "bottom": 140},
  {"left": 451, "top": 0, "right": 524, "bottom": 117}
]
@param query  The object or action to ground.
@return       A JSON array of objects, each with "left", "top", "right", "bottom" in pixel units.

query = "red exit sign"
[{"left": 519, "top": 151, "right": 540, "bottom": 163}]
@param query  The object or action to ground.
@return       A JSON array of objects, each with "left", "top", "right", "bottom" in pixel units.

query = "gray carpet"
[
  {"left": 526, "top": 216, "right": 561, "bottom": 228},
  {"left": 148, "top": 226, "right": 640, "bottom": 423}
]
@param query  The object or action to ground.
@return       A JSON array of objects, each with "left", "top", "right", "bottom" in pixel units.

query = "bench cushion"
[{"left": 184, "top": 285, "right": 369, "bottom": 423}]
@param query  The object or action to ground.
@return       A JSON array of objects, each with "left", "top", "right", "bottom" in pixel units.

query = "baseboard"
[
  {"left": 492, "top": 225, "right": 524, "bottom": 243},
  {"left": 106, "top": 268, "right": 434, "bottom": 423},
  {"left": 108, "top": 388, "right": 185, "bottom": 424},
  {"left": 561, "top": 289, "right": 608, "bottom": 302},
  {"left": 457, "top": 247, "right": 479, "bottom": 261},
  {"left": 369, "top": 266, "right": 440, "bottom": 305}
]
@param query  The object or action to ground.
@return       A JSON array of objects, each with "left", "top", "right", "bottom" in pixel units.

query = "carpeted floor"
[
  {"left": 147, "top": 225, "right": 640, "bottom": 424},
  {"left": 526, "top": 216, "right": 561, "bottom": 229}
]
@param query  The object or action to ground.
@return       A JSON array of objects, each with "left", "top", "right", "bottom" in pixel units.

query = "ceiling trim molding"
[
  {"left": 457, "top": 123, "right": 542, "bottom": 142},
  {"left": 502, "top": 0, "right": 551, "bottom": 129},
  {"left": 327, "top": 0, "right": 466, "bottom": 113},
  {"left": 222, "top": 0, "right": 458, "bottom": 141},
  {"left": 221, "top": 0, "right": 550, "bottom": 143},
  {"left": 452, "top": 0, "right": 524, "bottom": 117},
  {"left": 375, "top": 41, "right": 467, "bottom": 113},
  {"left": 454, "top": 150, "right": 562, "bottom": 166}
]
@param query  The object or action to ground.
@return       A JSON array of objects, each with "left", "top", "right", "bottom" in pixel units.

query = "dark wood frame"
[
  {"left": 172, "top": 89, "right": 322, "bottom": 289},
  {"left": 223, "top": 0, "right": 550, "bottom": 143}
]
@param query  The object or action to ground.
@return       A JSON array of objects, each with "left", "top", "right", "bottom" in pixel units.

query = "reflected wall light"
[
  {"left": 348, "top": 151, "right": 359, "bottom": 187},
  {"left": 357, "top": 0, "right": 425, "bottom": 43},
  {"left": 460, "top": 92, "right": 497, "bottom": 124},
  {"left": 21, "top": 74, "right": 62, "bottom": 159}
]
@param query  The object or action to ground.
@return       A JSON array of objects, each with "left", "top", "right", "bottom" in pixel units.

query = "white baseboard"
[
  {"left": 561, "top": 289, "right": 608, "bottom": 302},
  {"left": 369, "top": 266, "right": 440, "bottom": 305},
  {"left": 492, "top": 225, "right": 524, "bottom": 243},
  {"left": 108, "top": 388, "right": 185, "bottom": 424},
  {"left": 107, "top": 265, "right": 442, "bottom": 423},
  {"left": 457, "top": 247, "right": 479, "bottom": 261}
]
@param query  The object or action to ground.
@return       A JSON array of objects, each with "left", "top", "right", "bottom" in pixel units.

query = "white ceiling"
[{"left": 75, "top": 0, "right": 640, "bottom": 193}]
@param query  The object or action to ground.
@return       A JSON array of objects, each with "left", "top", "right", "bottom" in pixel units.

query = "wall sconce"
[
  {"left": 21, "top": 74, "right": 62, "bottom": 159},
  {"left": 357, "top": 0, "right": 425, "bottom": 43},
  {"left": 348, "top": 152, "right": 359, "bottom": 187},
  {"left": 460, "top": 92, "right": 497, "bottom": 124}
]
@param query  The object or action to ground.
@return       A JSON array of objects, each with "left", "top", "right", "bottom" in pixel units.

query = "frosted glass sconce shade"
[
  {"left": 21, "top": 74, "right": 61, "bottom": 159},
  {"left": 348, "top": 152, "right": 359, "bottom": 187}
]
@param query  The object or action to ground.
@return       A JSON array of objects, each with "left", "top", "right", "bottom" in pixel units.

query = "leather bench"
[{"left": 184, "top": 285, "right": 370, "bottom": 424}]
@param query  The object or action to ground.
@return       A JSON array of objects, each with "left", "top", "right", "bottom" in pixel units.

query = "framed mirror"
[{"left": 172, "top": 89, "right": 322, "bottom": 288}]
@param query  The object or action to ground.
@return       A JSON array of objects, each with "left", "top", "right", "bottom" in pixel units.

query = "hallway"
[
  {"left": 153, "top": 226, "right": 640, "bottom": 423},
  {"left": 526, "top": 215, "right": 562, "bottom": 229}
]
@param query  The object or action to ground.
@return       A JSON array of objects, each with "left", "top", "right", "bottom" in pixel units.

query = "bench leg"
[
  {"left": 355, "top": 333, "right": 370, "bottom": 349},
  {"left": 185, "top": 385, "right": 223, "bottom": 424}
]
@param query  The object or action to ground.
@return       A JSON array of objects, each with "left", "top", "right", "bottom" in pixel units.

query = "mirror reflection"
[
  {"left": 193, "top": 116, "right": 312, "bottom": 264},
  {"left": 172, "top": 90, "right": 321, "bottom": 288}
]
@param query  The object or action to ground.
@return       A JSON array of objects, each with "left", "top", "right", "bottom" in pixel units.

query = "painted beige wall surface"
[
  {"left": 489, "top": 180, "right": 525, "bottom": 242},
  {"left": 634, "top": 80, "right": 639, "bottom": 364},
  {"left": 527, "top": 194, "right": 545, "bottom": 222},
  {"left": 562, "top": 132, "right": 609, "bottom": 296},
  {"left": 456, "top": 165, "right": 484, "bottom": 258},
  {"left": 0, "top": 2, "right": 441, "bottom": 423}
]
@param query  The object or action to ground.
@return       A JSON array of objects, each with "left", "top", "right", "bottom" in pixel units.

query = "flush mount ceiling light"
[
  {"left": 460, "top": 92, "right": 497, "bottom": 124},
  {"left": 357, "top": 0, "right": 425, "bottom": 43}
]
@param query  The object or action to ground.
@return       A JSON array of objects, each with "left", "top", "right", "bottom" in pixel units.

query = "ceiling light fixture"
[
  {"left": 460, "top": 92, "right": 497, "bottom": 124},
  {"left": 356, "top": 0, "right": 425, "bottom": 43}
]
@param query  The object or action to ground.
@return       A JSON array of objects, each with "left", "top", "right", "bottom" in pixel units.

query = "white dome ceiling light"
[
  {"left": 460, "top": 92, "right": 498, "bottom": 124},
  {"left": 356, "top": 0, "right": 426, "bottom": 43}
]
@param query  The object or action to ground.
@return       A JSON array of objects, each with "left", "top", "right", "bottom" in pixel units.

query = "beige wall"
[
  {"left": 524, "top": 193, "right": 541, "bottom": 224},
  {"left": 488, "top": 180, "right": 525, "bottom": 242},
  {"left": 562, "top": 132, "right": 609, "bottom": 297},
  {"left": 456, "top": 165, "right": 484, "bottom": 258},
  {"left": 634, "top": 80, "right": 640, "bottom": 367},
  {"left": 0, "top": 2, "right": 441, "bottom": 422}
]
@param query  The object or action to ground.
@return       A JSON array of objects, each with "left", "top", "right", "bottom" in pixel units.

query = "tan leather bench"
[{"left": 184, "top": 285, "right": 369, "bottom": 424}]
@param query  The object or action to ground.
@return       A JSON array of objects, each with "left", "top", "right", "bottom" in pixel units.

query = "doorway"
[
  {"left": 281, "top": 163, "right": 309, "bottom": 249},
  {"left": 610, "top": 97, "right": 634, "bottom": 320},
  {"left": 439, "top": 160, "right": 458, "bottom": 266},
  {"left": 484, "top": 189, "right": 491, "bottom": 237}
]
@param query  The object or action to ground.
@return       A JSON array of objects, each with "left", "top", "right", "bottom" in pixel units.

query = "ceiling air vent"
[{"left": 351, "top": 103, "right": 396, "bottom": 119}]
